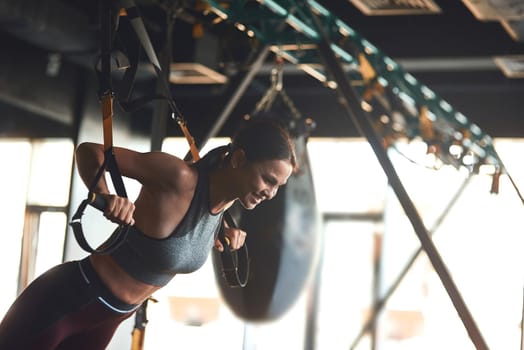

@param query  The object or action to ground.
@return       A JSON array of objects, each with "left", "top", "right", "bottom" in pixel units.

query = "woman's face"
[{"left": 237, "top": 158, "right": 293, "bottom": 210}]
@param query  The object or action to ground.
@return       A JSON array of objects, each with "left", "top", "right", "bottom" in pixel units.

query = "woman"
[{"left": 0, "top": 120, "right": 296, "bottom": 349}]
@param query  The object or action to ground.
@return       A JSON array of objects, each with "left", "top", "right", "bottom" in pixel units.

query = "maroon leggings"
[{"left": 0, "top": 258, "right": 139, "bottom": 349}]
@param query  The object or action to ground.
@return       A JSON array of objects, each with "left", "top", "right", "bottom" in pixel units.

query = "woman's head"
[
  {"left": 228, "top": 120, "right": 297, "bottom": 210},
  {"left": 231, "top": 119, "right": 297, "bottom": 171}
]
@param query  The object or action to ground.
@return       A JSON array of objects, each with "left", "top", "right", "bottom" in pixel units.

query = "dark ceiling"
[{"left": 0, "top": 0, "right": 523, "bottom": 142}]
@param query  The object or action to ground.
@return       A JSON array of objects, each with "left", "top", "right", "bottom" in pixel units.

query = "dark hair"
[{"left": 232, "top": 119, "right": 297, "bottom": 170}]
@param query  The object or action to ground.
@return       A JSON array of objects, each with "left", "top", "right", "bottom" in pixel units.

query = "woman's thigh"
[{"left": 0, "top": 260, "right": 135, "bottom": 350}]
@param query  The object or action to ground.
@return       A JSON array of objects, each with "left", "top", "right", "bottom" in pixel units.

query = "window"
[{"left": 0, "top": 138, "right": 73, "bottom": 317}]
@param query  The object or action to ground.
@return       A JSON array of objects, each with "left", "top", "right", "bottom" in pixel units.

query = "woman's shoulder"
[
  {"left": 136, "top": 151, "right": 198, "bottom": 194},
  {"left": 171, "top": 157, "right": 198, "bottom": 186}
]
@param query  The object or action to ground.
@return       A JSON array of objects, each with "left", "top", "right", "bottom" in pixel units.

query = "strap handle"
[
  {"left": 69, "top": 153, "right": 131, "bottom": 255},
  {"left": 217, "top": 213, "right": 249, "bottom": 288},
  {"left": 69, "top": 133, "right": 131, "bottom": 254}
]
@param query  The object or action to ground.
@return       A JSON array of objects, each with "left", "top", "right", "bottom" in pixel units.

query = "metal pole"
[{"left": 307, "top": 6, "right": 489, "bottom": 350}]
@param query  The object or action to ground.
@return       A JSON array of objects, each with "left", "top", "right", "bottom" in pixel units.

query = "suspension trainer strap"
[
  {"left": 217, "top": 214, "right": 249, "bottom": 288},
  {"left": 117, "top": 1, "right": 183, "bottom": 118},
  {"left": 70, "top": 0, "right": 130, "bottom": 255},
  {"left": 119, "top": 1, "right": 197, "bottom": 151},
  {"left": 119, "top": 0, "right": 249, "bottom": 287}
]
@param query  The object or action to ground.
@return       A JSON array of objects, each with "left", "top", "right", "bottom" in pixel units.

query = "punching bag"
[{"left": 212, "top": 132, "right": 321, "bottom": 322}]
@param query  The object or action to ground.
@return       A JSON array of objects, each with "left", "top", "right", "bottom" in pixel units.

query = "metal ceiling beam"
[
  {"left": 256, "top": 57, "right": 501, "bottom": 75},
  {"left": 202, "top": 0, "right": 503, "bottom": 171}
]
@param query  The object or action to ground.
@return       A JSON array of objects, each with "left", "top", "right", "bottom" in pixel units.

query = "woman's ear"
[{"left": 230, "top": 149, "right": 246, "bottom": 169}]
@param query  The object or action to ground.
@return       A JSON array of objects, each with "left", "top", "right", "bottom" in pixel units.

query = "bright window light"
[
  {"left": 162, "top": 137, "right": 231, "bottom": 159},
  {"left": 0, "top": 140, "right": 31, "bottom": 316},
  {"left": 34, "top": 211, "right": 67, "bottom": 279},
  {"left": 27, "top": 139, "right": 74, "bottom": 206}
]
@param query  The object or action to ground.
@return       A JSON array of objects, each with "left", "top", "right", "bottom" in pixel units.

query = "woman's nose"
[{"left": 267, "top": 185, "right": 278, "bottom": 200}]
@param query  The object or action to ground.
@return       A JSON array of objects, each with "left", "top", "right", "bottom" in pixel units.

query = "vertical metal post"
[{"left": 307, "top": 6, "right": 489, "bottom": 350}]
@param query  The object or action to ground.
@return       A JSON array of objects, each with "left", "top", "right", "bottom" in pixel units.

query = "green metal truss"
[{"left": 202, "top": 0, "right": 503, "bottom": 175}]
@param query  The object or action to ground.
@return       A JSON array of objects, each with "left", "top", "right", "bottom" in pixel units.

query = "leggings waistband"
[{"left": 78, "top": 258, "right": 140, "bottom": 314}]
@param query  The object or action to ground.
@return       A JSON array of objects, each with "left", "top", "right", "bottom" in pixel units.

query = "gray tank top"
[{"left": 109, "top": 159, "right": 224, "bottom": 287}]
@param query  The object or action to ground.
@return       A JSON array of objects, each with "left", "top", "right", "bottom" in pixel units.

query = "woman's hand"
[
  {"left": 102, "top": 194, "right": 135, "bottom": 226},
  {"left": 214, "top": 227, "right": 247, "bottom": 252}
]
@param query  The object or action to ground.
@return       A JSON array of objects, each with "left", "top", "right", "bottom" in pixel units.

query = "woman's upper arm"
[
  {"left": 75, "top": 142, "right": 191, "bottom": 193},
  {"left": 112, "top": 146, "right": 190, "bottom": 190}
]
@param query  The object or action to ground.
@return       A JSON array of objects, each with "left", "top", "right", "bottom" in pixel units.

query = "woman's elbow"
[
  {"left": 76, "top": 142, "right": 102, "bottom": 154},
  {"left": 75, "top": 142, "right": 104, "bottom": 164}
]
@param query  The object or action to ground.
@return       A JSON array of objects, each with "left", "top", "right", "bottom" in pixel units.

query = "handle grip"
[{"left": 88, "top": 193, "right": 107, "bottom": 212}]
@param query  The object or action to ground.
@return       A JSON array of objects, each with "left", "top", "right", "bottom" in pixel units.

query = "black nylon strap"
[
  {"left": 118, "top": 0, "right": 183, "bottom": 118},
  {"left": 119, "top": 93, "right": 170, "bottom": 113},
  {"left": 217, "top": 213, "right": 249, "bottom": 288},
  {"left": 104, "top": 149, "right": 128, "bottom": 198},
  {"left": 116, "top": 37, "right": 140, "bottom": 105}
]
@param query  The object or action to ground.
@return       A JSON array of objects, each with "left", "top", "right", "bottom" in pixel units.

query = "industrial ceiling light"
[
  {"left": 493, "top": 55, "right": 524, "bottom": 78},
  {"left": 169, "top": 63, "right": 228, "bottom": 84},
  {"left": 349, "top": 0, "right": 441, "bottom": 15},
  {"left": 462, "top": 0, "right": 524, "bottom": 20}
]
